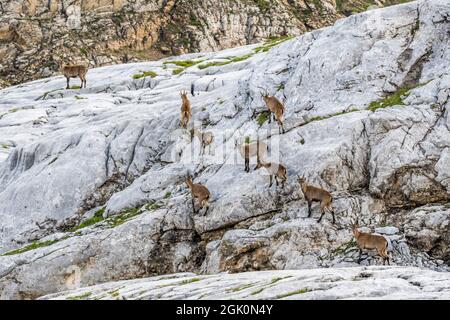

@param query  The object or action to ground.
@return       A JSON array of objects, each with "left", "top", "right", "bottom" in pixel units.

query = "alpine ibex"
[
  {"left": 352, "top": 220, "right": 390, "bottom": 265},
  {"left": 61, "top": 64, "right": 88, "bottom": 89},
  {"left": 180, "top": 90, "right": 192, "bottom": 129},
  {"left": 297, "top": 176, "right": 336, "bottom": 224},
  {"left": 235, "top": 138, "right": 269, "bottom": 172},
  {"left": 192, "top": 128, "right": 214, "bottom": 155},
  {"left": 255, "top": 160, "right": 287, "bottom": 188},
  {"left": 261, "top": 92, "right": 286, "bottom": 134},
  {"left": 185, "top": 174, "right": 210, "bottom": 215}
]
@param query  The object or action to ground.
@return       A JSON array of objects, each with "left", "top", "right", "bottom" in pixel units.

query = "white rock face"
[
  {"left": 0, "top": 0, "right": 449, "bottom": 299},
  {"left": 39, "top": 267, "right": 450, "bottom": 300}
]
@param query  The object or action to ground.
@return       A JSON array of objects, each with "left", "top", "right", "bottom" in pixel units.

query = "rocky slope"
[
  {"left": 0, "top": 0, "right": 411, "bottom": 87},
  {"left": 40, "top": 267, "right": 450, "bottom": 300},
  {"left": 0, "top": 0, "right": 449, "bottom": 299}
]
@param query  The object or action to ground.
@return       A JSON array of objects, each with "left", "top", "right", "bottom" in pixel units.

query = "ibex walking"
[
  {"left": 297, "top": 176, "right": 336, "bottom": 224},
  {"left": 261, "top": 92, "right": 286, "bottom": 134},
  {"left": 235, "top": 139, "right": 268, "bottom": 172},
  {"left": 61, "top": 64, "right": 88, "bottom": 89},
  {"left": 352, "top": 220, "right": 390, "bottom": 265},
  {"left": 180, "top": 90, "right": 192, "bottom": 129},
  {"left": 185, "top": 174, "right": 210, "bottom": 215},
  {"left": 255, "top": 160, "right": 287, "bottom": 188}
]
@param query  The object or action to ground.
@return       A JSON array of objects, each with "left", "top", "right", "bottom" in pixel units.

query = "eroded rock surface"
[{"left": 0, "top": 0, "right": 449, "bottom": 299}]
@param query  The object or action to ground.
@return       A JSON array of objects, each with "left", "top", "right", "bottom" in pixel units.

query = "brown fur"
[
  {"left": 62, "top": 64, "right": 88, "bottom": 89},
  {"left": 353, "top": 224, "right": 390, "bottom": 265},
  {"left": 255, "top": 160, "right": 287, "bottom": 188},
  {"left": 192, "top": 128, "right": 214, "bottom": 155},
  {"left": 235, "top": 139, "right": 268, "bottom": 172},
  {"left": 185, "top": 176, "right": 210, "bottom": 214},
  {"left": 262, "top": 94, "right": 286, "bottom": 134},
  {"left": 297, "top": 176, "right": 335, "bottom": 224},
  {"left": 180, "top": 90, "right": 192, "bottom": 129}
]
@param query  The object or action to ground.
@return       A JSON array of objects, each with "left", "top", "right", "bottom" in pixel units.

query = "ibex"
[
  {"left": 235, "top": 139, "right": 269, "bottom": 172},
  {"left": 192, "top": 128, "right": 214, "bottom": 155},
  {"left": 297, "top": 176, "right": 336, "bottom": 224},
  {"left": 180, "top": 90, "right": 192, "bottom": 129},
  {"left": 255, "top": 160, "right": 287, "bottom": 188},
  {"left": 61, "top": 64, "right": 88, "bottom": 89},
  {"left": 261, "top": 92, "right": 286, "bottom": 134},
  {"left": 185, "top": 174, "right": 210, "bottom": 214},
  {"left": 352, "top": 220, "right": 390, "bottom": 265}
]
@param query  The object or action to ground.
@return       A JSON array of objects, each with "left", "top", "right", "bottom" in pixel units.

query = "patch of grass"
[
  {"left": 256, "top": 111, "right": 270, "bottom": 126},
  {"left": 1, "top": 239, "right": 62, "bottom": 256},
  {"left": 179, "top": 278, "right": 201, "bottom": 285},
  {"left": 229, "top": 283, "right": 254, "bottom": 292},
  {"left": 276, "top": 288, "right": 308, "bottom": 299},
  {"left": 444, "top": 203, "right": 450, "bottom": 209},
  {"left": 254, "top": 36, "right": 294, "bottom": 54},
  {"left": 164, "top": 192, "right": 172, "bottom": 199},
  {"left": 305, "top": 108, "right": 359, "bottom": 124},
  {"left": 66, "top": 292, "right": 92, "bottom": 300},
  {"left": 198, "top": 60, "right": 231, "bottom": 69},
  {"left": 244, "top": 136, "right": 251, "bottom": 144},
  {"left": 163, "top": 60, "right": 203, "bottom": 68},
  {"left": 230, "top": 53, "right": 254, "bottom": 62},
  {"left": 48, "top": 157, "right": 58, "bottom": 165},
  {"left": 79, "top": 48, "right": 88, "bottom": 56},
  {"left": 69, "top": 208, "right": 105, "bottom": 232},
  {"left": 1, "top": 144, "right": 9, "bottom": 149},
  {"left": 145, "top": 201, "right": 163, "bottom": 211},
  {"left": 9, "top": 108, "right": 18, "bottom": 113},
  {"left": 251, "top": 287, "right": 265, "bottom": 295},
  {"left": 69, "top": 85, "right": 81, "bottom": 90},
  {"left": 299, "top": 138, "right": 305, "bottom": 145},
  {"left": 368, "top": 87, "right": 411, "bottom": 112},
  {"left": 132, "top": 70, "right": 157, "bottom": 79},
  {"left": 108, "top": 207, "right": 141, "bottom": 227},
  {"left": 74, "top": 95, "right": 86, "bottom": 100},
  {"left": 173, "top": 68, "right": 184, "bottom": 75}
]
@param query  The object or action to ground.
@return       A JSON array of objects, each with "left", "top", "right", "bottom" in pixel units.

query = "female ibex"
[
  {"left": 180, "top": 90, "right": 192, "bottom": 129},
  {"left": 352, "top": 220, "right": 390, "bottom": 265},
  {"left": 62, "top": 64, "right": 88, "bottom": 89},
  {"left": 192, "top": 128, "right": 214, "bottom": 155},
  {"left": 185, "top": 174, "right": 210, "bottom": 215},
  {"left": 235, "top": 138, "right": 269, "bottom": 172},
  {"left": 255, "top": 160, "right": 287, "bottom": 188},
  {"left": 261, "top": 92, "right": 286, "bottom": 134},
  {"left": 297, "top": 176, "right": 336, "bottom": 224}
]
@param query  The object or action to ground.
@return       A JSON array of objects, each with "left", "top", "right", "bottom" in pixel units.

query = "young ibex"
[
  {"left": 297, "top": 176, "right": 336, "bottom": 224},
  {"left": 180, "top": 90, "right": 192, "bottom": 129},
  {"left": 261, "top": 92, "right": 286, "bottom": 134},
  {"left": 185, "top": 175, "right": 210, "bottom": 215},
  {"left": 255, "top": 160, "right": 287, "bottom": 188},
  {"left": 61, "top": 64, "right": 88, "bottom": 89},
  {"left": 235, "top": 139, "right": 269, "bottom": 172},
  {"left": 192, "top": 128, "right": 214, "bottom": 155},
  {"left": 352, "top": 221, "right": 390, "bottom": 265}
]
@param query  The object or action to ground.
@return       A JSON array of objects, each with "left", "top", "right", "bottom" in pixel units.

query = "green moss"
[
  {"left": 276, "top": 288, "right": 308, "bottom": 299},
  {"left": 163, "top": 60, "right": 203, "bottom": 68},
  {"left": 368, "top": 87, "right": 410, "bottom": 112},
  {"left": 189, "top": 14, "right": 202, "bottom": 27},
  {"left": 256, "top": 111, "right": 270, "bottom": 126},
  {"left": 198, "top": 60, "right": 231, "bottom": 69},
  {"left": 79, "top": 48, "right": 88, "bottom": 56},
  {"left": 305, "top": 108, "right": 359, "bottom": 124},
  {"left": 66, "top": 292, "right": 92, "bottom": 300},
  {"left": 299, "top": 138, "right": 305, "bottom": 145},
  {"left": 164, "top": 192, "right": 172, "bottom": 199},
  {"left": 1, "top": 144, "right": 9, "bottom": 149},
  {"left": 74, "top": 95, "right": 86, "bottom": 100},
  {"left": 132, "top": 70, "right": 157, "bottom": 79},
  {"left": 179, "top": 278, "right": 201, "bottom": 285},
  {"left": 69, "top": 208, "right": 105, "bottom": 232},
  {"left": 251, "top": 287, "right": 265, "bottom": 295},
  {"left": 1, "top": 239, "right": 62, "bottom": 256},
  {"left": 108, "top": 207, "right": 141, "bottom": 227},
  {"left": 173, "top": 68, "right": 184, "bottom": 75}
]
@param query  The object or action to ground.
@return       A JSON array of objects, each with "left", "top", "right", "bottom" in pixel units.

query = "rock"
[
  {"left": 375, "top": 227, "right": 399, "bottom": 235},
  {"left": 0, "top": 0, "right": 449, "bottom": 299},
  {"left": 38, "top": 266, "right": 450, "bottom": 300}
]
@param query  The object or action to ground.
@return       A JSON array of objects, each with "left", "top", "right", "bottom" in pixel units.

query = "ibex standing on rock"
[
  {"left": 192, "top": 128, "right": 214, "bottom": 155},
  {"left": 235, "top": 139, "right": 269, "bottom": 172},
  {"left": 185, "top": 174, "right": 210, "bottom": 215},
  {"left": 180, "top": 90, "right": 192, "bottom": 129},
  {"left": 297, "top": 176, "right": 336, "bottom": 224},
  {"left": 352, "top": 220, "right": 390, "bottom": 265},
  {"left": 61, "top": 64, "right": 88, "bottom": 89},
  {"left": 261, "top": 92, "right": 286, "bottom": 134},
  {"left": 255, "top": 160, "right": 287, "bottom": 188}
]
